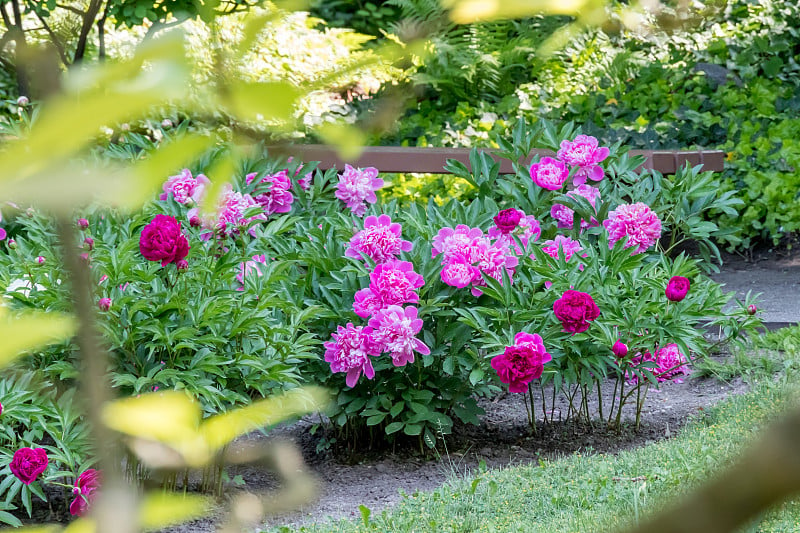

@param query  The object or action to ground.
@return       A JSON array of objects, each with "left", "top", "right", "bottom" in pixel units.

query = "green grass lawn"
[{"left": 272, "top": 334, "right": 800, "bottom": 533}]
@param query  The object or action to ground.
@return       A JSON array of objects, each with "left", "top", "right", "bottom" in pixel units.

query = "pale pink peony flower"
[
  {"left": 236, "top": 254, "right": 268, "bottom": 290},
  {"left": 653, "top": 343, "right": 691, "bottom": 382},
  {"left": 431, "top": 225, "right": 484, "bottom": 261},
  {"left": 368, "top": 305, "right": 429, "bottom": 367},
  {"left": 557, "top": 134, "right": 610, "bottom": 186},
  {"left": 529, "top": 156, "right": 569, "bottom": 191},
  {"left": 346, "top": 214, "right": 413, "bottom": 263},
  {"left": 323, "top": 323, "right": 381, "bottom": 387},
  {"left": 541, "top": 235, "right": 583, "bottom": 262},
  {"left": 189, "top": 187, "right": 266, "bottom": 239},
  {"left": 604, "top": 202, "right": 662, "bottom": 254},
  {"left": 335, "top": 165, "right": 384, "bottom": 216},
  {"left": 550, "top": 185, "right": 601, "bottom": 230},
  {"left": 246, "top": 171, "right": 294, "bottom": 216},
  {"left": 159, "top": 169, "right": 210, "bottom": 205}
]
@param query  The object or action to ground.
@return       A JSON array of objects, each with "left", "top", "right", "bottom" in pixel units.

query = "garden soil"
[{"left": 161, "top": 252, "right": 800, "bottom": 532}]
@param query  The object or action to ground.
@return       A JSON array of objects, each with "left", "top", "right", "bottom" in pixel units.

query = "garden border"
[{"left": 279, "top": 146, "right": 725, "bottom": 175}]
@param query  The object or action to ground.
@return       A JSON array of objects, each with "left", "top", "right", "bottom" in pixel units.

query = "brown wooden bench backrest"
[{"left": 282, "top": 145, "right": 724, "bottom": 175}]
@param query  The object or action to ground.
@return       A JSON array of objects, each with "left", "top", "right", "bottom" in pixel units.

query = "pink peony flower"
[
  {"left": 159, "top": 169, "right": 210, "bottom": 205},
  {"left": 432, "top": 225, "right": 484, "bottom": 261},
  {"left": 353, "top": 287, "right": 383, "bottom": 318},
  {"left": 335, "top": 165, "right": 384, "bottom": 216},
  {"left": 435, "top": 225, "right": 518, "bottom": 296},
  {"left": 493, "top": 208, "right": 522, "bottom": 234},
  {"left": 541, "top": 235, "right": 584, "bottom": 262},
  {"left": 440, "top": 259, "right": 480, "bottom": 288},
  {"left": 604, "top": 203, "right": 662, "bottom": 254},
  {"left": 77, "top": 218, "right": 89, "bottom": 230},
  {"left": 0, "top": 402, "right": 2, "bottom": 416},
  {"left": 323, "top": 323, "right": 381, "bottom": 387},
  {"left": 70, "top": 469, "right": 101, "bottom": 516},
  {"left": 653, "top": 343, "right": 691, "bottom": 382},
  {"left": 553, "top": 290, "right": 600, "bottom": 334},
  {"left": 346, "top": 214, "right": 413, "bottom": 263},
  {"left": 557, "top": 134, "right": 610, "bottom": 186},
  {"left": 246, "top": 171, "right": 294, "bottom": 216},
  {"left": 491, "top": 332, "right": 551, "bottom": 393},
  {"left": 9, "top": 447, "right": 48, "bottom": 485},
  {"left": 612, "top": 340, "right": 629, "bottom": 358},
  {"left": 236, "top": 254, "right": 268, "bottom": 290},
  {"left": 368, "top": 305, "right": 429, "bottom": 367},
  {"left": 97, "top": 298, "right": 112, "bottom": 311},
  {"left": 529, "top": 156, "right": 569, "bottom": 191},
  {"left": 189, "top": 188, "right": 266, "bottom": 239},
  {"left": 665, "top": 276, "right": 690, "bottom": 302},
  {"left": 368, "top": 260, "right": 425, "bottom": 307},
  {"left": 139, "top": 214, "right": 190, "bottom": 266},
  {"left": 550, "top": 185, "right": 601, "bottom": 230}
]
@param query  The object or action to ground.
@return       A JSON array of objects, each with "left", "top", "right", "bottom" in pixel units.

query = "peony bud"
[
  {"left": 36, "top": 256, "right": 45, "bottom": 265},
  {"left": 665, "top": 276, "right": 690, "bottom": 302},
  {"left": 747, "top": 304, "right": 757, "bottom": 315},
  {"left": 77, "top": 218, "right": 89, "bottom": 230},
  {"left": 612, "top": 340, "right": 629, "bottom": 358},
  {"left": 493, "top": 208, "right": 522, "bottom": 234},
  {"left": 161, "top": 119, "right": 173, "bottom": 129},
  {"left": 120, "top": 123, "right": 130, "bottom": 132},
  {"left": 189, "top": 215, "right": 201, "bottom": 228},
  {"left": 97, "top": 298, "right": 112, "bottom": 311},
  {"left": 16, "top": 96, "right": 29, "bottom": 107},
  {"left": 7, "top": 239, "right": 16, "bottom": 249},
  {"left": 0, "top": 401, "right": 3, "bottom": 416},
  {"left": 83, "top": 237, "right": 94, "bottom": 251},
  {"left": 176, "top": 259, "right": 189, "bottom": 272}
]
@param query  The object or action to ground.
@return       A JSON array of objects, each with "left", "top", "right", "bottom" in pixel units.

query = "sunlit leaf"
[
  {"left": 0, "top": 312, "right": 76, "bottom": 368},
  {"left": 102, "top": 391, "right": 201, "bottom": 444},
  {"left": 445, "top": 0, "right": 602, "bottom": 22},
  {"left": 200, "top": 387, "right": 330, "bottom": 452},
  {"left": 315, "top": 122, "right": 367, "bottom": 161},
  {"left": 226, "top": 81, "right": 301, "bottom": 124},
  {"left": 138, "top": 493, "right": 213, "bottom": 531},
  {"left": 62, "top": 518, "right": 95, "bottom": 533}
]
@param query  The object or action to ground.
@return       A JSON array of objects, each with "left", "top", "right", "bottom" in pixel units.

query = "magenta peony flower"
[
  {"left": 236, "top": 254, "right": 267, "bottom": 290},
  {"left": 491, "top": 332, "right": 551, "bottom": 393},
  {"left": 612, "top": 340, "right": 628, "bottom": 358},
  {"left": 246, "top": 171, "right": 294, "bottom": 216},
  {"left": 557, "top": 135, "right": 610, "bottom": 186},
  {"left": 553, "top": 290, "right": 600, "bottom": 334},
  {"left": 83, "top": 237, "right": 94, "bottom": 251},
  {"left": 97, "top": 298, "right": 112, "bottom": 311},
  {"left": 541, "top": 235, "right": 584, "bottom": 262},
  {"left": 346, "top": 214, "right": 413, "bottom": 263},
  {"left": 493, "top": 208, "right": 522, "bottom": 234},
  {"left": 529, "top": 156, "right": 569, "bottom": 191},
  {"left": 69, "top": 469, "right": 101, "bottom": 516},
  {"left": 368, "top": 260, "right": 424, "bottom": 306},
  {"left": 9, "top": 447, "right": 48, "bottom": 485},
  {"left": 353, "top": 287, "right": 383, "bottom": 318},
  {"left": 335, "top": 165, "right": 383, "bottom": 216},
  {"left": 653, "top": 343, "right": 691, "bottom": 382},
  {"left": 604, "top": 202, "right": 662, "bottom": 254},
  {"left": 139, "top": 214, "right": 190, "bottom": 266},
  {"left": 440, "top": 259, "right": 480, "bottom": 288},
  {"left": 665, "top": 276, "right": 690, "bottom": 302},
  {"left": 368, "top": 305, "right": 430, "bottom": 367},
  {"left": 77, "top": 218, "right": 89, "bottom": 230},
  {"left": 324, "top": 323, "right": 381, "bottom": 387},
  {"left": 159, "top": 169, "right": 210, "bottom": 205},
  {"left": 550, "top": 185, "right": 601, "bottom": 230}
]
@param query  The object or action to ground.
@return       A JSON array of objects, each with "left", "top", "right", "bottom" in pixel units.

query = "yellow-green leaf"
[
  {"left": 445, "top": 0, "right": 600, "bottom": 22},
  {"left": 0, "top": 312, "right": 76, "bottom": 368},
  {"left": 226, "top": 80, "right": 301, "bottom": 124},
  {"left": 139, "top": 493, "right": 213, "bottom": 531}
]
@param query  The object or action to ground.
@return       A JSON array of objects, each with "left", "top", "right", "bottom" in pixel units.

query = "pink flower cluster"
[
  {"left": 542, "top": 235, "right": 584, "bottom": 262},
  {"left": 246, "top": 171, "right": 294, "bottom": 216},
  {"left": 346, "top": 214, "right": 413, "bottom": 263},
  {"left": 604, "top": 202, "right": 662, "bottom": 254},
  {"left": 487, "top": 209, "right": 541, "bottom": 254},
  {"left": 433, "top": 225, "right": 519, "bottom": 297},
  {"left": 354, "top": 260, "right": 424, "bottom": 318},
  {"left": 491, "top": 332, "right": 552, "bottom": 393},
  {"left": 550, "top": 185, "right": 601, "bottom": 230},
  {"left": 160, "top": 169, "right": 209, "bottom": 205},
  {"left": 529, "top": 135, "right": 610, "bottom": 191},
  {"left": 335, "top": 165, "right": 383, "bottom": 216},
  {"left": 628, "top": 344, "right": 691, "bottom": 383},
  {"left": 189, "top": 187, "right": 267, "bottom": 240}
]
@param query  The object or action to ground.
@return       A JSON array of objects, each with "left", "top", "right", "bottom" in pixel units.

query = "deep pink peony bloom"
[
  {"left": 9, "top": 447, "right": 48, "bottom": 485},
  {"left": 353, "top": 287, "right": 383, "bottom": 318},
  {"left": 612, "top": 340, "right": 628, "bottom": 358},
  {"left": 368, "top": 305, "right": 429, "bottom": 367},
  {"left": 493, "top": 208, "right": 522, "bottom": 234},
  {"left": 159, "top": 169, "right": 210, "bottom": 205},
  {"left": 70, "top": 469, "right": 101, "bottom": 516},
  {"left": 553, "top": 290, "right": 600, "bottom": 334},
  {"left": 604, "top": 202, "right": 662, "bottom": 254},
  {"left": 665, "top": 276, "right": 690, "bottom": 302},
  {"left": 139, "top": 214, "right": 190, "bottom": 267},
  {"left": 246, "top": 171, "right": 294, "bottom": 216},
  {"left": 491, "top": 332, "right": 551, "bottom": 393},
  {"left": 346, "top": 214, "right": 413, "bottom": 263},
  {"left": 323, "top": 323, "right": 381, "bottom": 387},
  {"left": 97, "top": 298, "right": 112, "bottom": 311},
  {"left": 557, "top": 135, "right": 610, "bottom": 186},
  {"left": 541, "top": 235, "right": 583, "bottom": 262},
  {"left": 77, "top": 218, "right": 89, "bottom": 230},
  {"left": 653, "top": 343, "right": 691, "bottom": 382},
  {"left": 529, "top": 156, "right": 569, "bottom": 191},
  {"left": 550, "top": 185, "right": 601, "bottom": 230},
  {"left": 335, "top": 165, "right": 384, "bottom": 216},
  {"left": 440, "top": 259, "right": 480, "bottom": 288},
  {"left": 236, "top": 254, "right": 268, "bottom": 290}
]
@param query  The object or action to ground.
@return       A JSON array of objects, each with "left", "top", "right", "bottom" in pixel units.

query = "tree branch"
[
  {"left": 72, "top": 0, "right": 103, "bottom": 63},
  {"left": 25, "top": 0, "right": 71, "bottom": 66}
]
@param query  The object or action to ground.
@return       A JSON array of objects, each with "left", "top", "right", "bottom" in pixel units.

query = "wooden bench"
[{"left": 282, "top": 145, "right": 725, "bottom": 175}]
